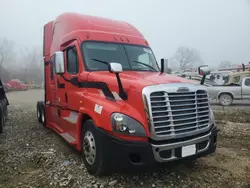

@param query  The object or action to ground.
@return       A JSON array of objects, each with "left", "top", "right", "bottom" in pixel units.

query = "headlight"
[
  {"left": 111, "top": 113, "right": 147, "bottom": 136},
  {"left": 209, "top": 107, "right": 216, "bottom": 126}
]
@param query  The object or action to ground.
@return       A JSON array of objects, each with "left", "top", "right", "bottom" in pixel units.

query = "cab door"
[
  {"left": 58, "top": 40, "right": 84, "bottom": 137},
  {"left": 48, "top": 55, "right": 62, "bottom": 129},
  {"left": 58, "top": 41, "right": 82, "bottom": 110},
  {"left": 242, "top": 78, "right": 250, "bottom": 99}
]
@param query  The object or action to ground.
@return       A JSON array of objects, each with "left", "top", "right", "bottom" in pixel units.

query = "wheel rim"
[
  {"left": 37, "top": 107, "right": 40, "bottom": 119},
  {"left": 83, "top": 131, "right": 96, "bottom": 165},
  {"left": 221, "top": 95, "right": 231, "bottom": 105},
  {"left": 41, "top": 110, "right": 44, "bottom": 123}
]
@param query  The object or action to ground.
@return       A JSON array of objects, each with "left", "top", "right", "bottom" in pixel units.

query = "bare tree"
[
  {"left": 19, "top": 47, "right": 44, "bottom": 84},
  {"left": 219, "top": 61, "right": 232, "bottom": 69},
  {"left": 0, "top": 37, "right": 14, "bottom": 67},
  {"left": 0, "top": 38, "right": 14, "bottom": 81},
  {"left": 0, "top": 38, "right": 44, "bottom": 84},
  {"left": 171, "top": 47, "right": 202, "bottom": 70}
]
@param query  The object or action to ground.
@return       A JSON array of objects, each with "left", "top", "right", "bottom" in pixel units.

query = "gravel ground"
[{"left": 0, "top": 89, "right": 250, "bottom": 188}]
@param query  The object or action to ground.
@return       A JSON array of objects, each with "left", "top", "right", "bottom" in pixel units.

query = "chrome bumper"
[{"left": 152, "top": 132, "right": 212, "bottom": 162}]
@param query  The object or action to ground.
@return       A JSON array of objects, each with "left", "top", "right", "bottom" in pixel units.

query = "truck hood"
[
  {"left": 86, "top": 71, "right": 197, "bottom": 93},
  {"left": 85, "top": 71, "right": 203, "bottom": 132}
]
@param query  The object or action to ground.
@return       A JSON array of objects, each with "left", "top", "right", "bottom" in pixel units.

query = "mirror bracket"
[
  {"left": 115, "top": 73, "right": 128, "bottom": 100},
  {"left": 108, "top": 63, "right": 127, "bottom": 101}
]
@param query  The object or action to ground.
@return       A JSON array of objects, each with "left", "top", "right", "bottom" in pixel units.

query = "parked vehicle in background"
[
  {"left": 186, "top": 75, "right": 217, "bottom": 86},
  {"left": 207, "top": 76, "right": 250, "bottom": 106},
  {"left": 28, "top": 84, "right": 43, "bottom": 89},
  {"left": 0, "top": 78, "right": 9, "bottom": 133},
  {"left": 207, "top": 70, "right": 233, "bottom": 85},
  {"left": 223, "top": 71, "right": 250, "bottom": 86},
  {"left": 7, "top": 79, "right": 28, "bottom": 91},
  {"left": 37, "top": 12, "right": 218, "bottom": 175},
  {"left": 2, "top": 81, "right": 11, "bottom": 92}
]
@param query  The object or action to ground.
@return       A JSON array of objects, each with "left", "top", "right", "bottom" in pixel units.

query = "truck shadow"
[{"left": 113, "top": 158, "right": 198, "bottom": 176}]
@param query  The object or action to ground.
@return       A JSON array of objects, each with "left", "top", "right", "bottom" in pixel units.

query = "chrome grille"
[{"left": 150, "top": 90, "right": 210, "bottom": 136}]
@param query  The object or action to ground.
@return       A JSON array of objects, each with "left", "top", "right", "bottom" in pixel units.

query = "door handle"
[{"left": 65, "top": 92, "right": 68, "bottom": 103}]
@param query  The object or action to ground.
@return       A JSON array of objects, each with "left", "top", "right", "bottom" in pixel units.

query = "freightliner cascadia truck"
[
  {"left": 0, "top": 78, "right": 9, "bottom": 133},
  {"left": 37, "top": 12, "right": 218, "bottom": 175}
]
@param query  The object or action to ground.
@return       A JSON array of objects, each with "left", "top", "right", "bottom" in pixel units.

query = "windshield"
[{"left": 81, "top": 41, "right": 160, "bottom": 72}]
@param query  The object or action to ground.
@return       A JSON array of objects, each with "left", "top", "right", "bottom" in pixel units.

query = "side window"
[
  {"left": 233, "top": 76, "right": 240, "bottom": 83},
  {"left": 244, "top": 78, "right": 250, "bottom": 86},
  {"left": 66, "top": 47, "right": 79, "bottom": 74}
]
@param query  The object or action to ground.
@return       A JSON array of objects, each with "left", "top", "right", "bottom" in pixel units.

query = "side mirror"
[
  {"left": 108, "top": 62, "right": 123, "bottom": 73},
  {"left": 108, "top": 62, "right": 127, "bottom": 100},
  {"left": 198, "top": 65, "right": 210, "bottom": 76},
  {"left": 160, "top": 58, "right": 168, "bottom": 73},
  {"left": 54, "top": 51, "right": 65, "bottom": 74},
  {"left": 198, "top": 65, "right": 210, "bottom": 85}
]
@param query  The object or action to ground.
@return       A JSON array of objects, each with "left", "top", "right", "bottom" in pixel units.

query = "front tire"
[
  {"left": 37, "top": 101, "right": 45, "bottom": 126},
  {"left": 2, "top": 99, "right": 8, "bottom": 120},
  {"left": 219, "top": 93, "right": 233, "bottom": 106},
  {"left": 40, "top": 103, "right": 45, "bottom": 126},
  {"left": 81, "top": 120, "right": 107, "bottom": 176},
  {"left": 37, "top": 101, "right": 42, "bottom": 123}
]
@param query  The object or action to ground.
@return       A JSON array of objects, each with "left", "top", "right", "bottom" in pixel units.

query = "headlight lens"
[{"left": 111, "top": 113, "right": 147, "bottom": 136}]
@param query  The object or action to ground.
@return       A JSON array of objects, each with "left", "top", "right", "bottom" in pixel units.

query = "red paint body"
[{"left": 43, "top": 13, "right": 196, "bottom": 151}]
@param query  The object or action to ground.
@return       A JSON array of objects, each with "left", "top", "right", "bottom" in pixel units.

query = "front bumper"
[{"left": 98, "top": 126, "right": 218, "bottom": 168}]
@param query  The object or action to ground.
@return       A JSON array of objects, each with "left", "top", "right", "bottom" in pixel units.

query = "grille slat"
[
  {"left": 153, "top": 120, "right": 209, "bottom": 129},
  {"left": 151, "top": 98, "right": 209, "bottom": 103},
  {"left": 150, "top": 90, "right": 210, "bottom": 137},
  {"left": 152, "top": 105, "right": 168, "bottom": 108},
  {"left": 152, "top": 110, "right": 209, "bottom": 119},
  {"left": 152, "top": 106, "right": 209, "bottom": 114},
  {"left": 153, "top": 114, "right": 209, "bottom": 124},
  {"left": 156, "top": 125, "right": 199, "bottom": 134}
]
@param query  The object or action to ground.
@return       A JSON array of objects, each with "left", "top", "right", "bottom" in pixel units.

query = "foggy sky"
[{"left": 0, "top": 0, "right": 250, "bottom": 67}]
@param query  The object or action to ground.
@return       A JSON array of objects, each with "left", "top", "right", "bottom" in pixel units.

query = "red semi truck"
[{"left": 37, "top": 12, "right": 218, "bottom": 175}]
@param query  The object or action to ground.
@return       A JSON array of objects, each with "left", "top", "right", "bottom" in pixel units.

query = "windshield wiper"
[
  {"left": 92, "top": 59, "right": 158, "bottom": 72},
  {"left": 133, "top": 61, "right": 158, "bottom": 72},
  {"left": 92, "top": 58, "right": 109, "bottom": 65}
]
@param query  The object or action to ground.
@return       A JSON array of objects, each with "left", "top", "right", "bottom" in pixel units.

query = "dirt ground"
[{"left": 0, "top": 89, "right": 249, "bottom": 188}]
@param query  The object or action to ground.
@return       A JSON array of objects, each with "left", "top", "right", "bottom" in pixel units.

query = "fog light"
[{"left": 119, "top": 123, "right": 127, "bottom": 132}]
